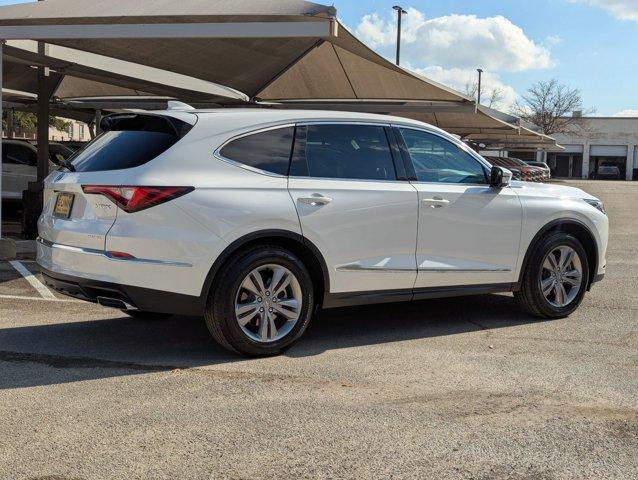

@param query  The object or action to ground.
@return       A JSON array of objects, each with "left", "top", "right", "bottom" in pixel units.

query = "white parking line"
[
  {"left": 8, "top": 260, "right": 58, "bottom": 300},
  {"left": 0, "top": 294, "right": 82, "bottom": 303}
]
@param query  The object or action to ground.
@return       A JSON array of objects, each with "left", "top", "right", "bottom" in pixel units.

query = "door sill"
[{"left": 323, "top": 283, "right": 514, "bottom": 309}]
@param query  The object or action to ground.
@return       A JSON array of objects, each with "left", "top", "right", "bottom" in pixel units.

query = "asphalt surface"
[{"left": 0, "top": 180, "right": 636, "bottom": 479}]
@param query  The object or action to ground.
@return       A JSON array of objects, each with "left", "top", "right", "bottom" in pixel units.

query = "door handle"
[
  {"left": 298, "top": 194, "right": 332, "bottom": 206},
  {"left": 421, "top": 197, "right": 450, "bottom": 208}
]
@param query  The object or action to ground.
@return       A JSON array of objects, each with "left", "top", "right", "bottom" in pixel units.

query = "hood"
[{"left": 511, "top": 181, "right": 599, "bottom": 201}]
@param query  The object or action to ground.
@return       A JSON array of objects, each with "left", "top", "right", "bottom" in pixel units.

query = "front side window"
[
  {"left": 290, "top": 124, "right": 396, "bottom": 181},
  {"left": 219, "top": 127, "right": 294, "bottom": 176},
  {"left": 398, "top": 128, "right": 487, "bottom": 184}
]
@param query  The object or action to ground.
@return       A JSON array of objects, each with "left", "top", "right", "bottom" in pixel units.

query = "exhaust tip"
[{"left": 96, "top": 296, "right": 136, "bottom": 310}]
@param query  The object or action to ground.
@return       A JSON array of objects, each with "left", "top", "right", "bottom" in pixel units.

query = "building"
[
  {"left": 541, "top": 117, "right": 638, "bottom": 181},
  {"left": 7, "top": 116, "right": 92, "bottom": 143}
]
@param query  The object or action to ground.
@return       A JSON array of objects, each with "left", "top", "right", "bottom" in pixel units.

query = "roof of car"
[{"left": 151, "top": 107, "right": 452, "bottom": 137}]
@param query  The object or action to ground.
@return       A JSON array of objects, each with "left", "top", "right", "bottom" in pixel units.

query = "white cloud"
[
  {"left": 614, "top": 109, "right": 638, "bottom": 117},
  {"left": 411, "top": 65, "right": 519, "bottom": 109},
  {"left": 571, "top": 0, "right": 638, "bottom": 21},
  {"left": 355, "top": 9, "right": 553, "bottom": 72}
]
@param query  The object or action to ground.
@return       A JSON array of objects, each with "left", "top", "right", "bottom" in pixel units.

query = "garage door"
[
  {"left": 563, "top": 145, "right": 584, "bottom": 153},
  {"left": 590, "top": 145, "right": 627, "bottom": 157}
]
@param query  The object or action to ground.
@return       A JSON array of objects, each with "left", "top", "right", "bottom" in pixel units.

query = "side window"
[
  {"left": 398, "top": 128, "right": 487, "bottom": 184},
  {"left": 290, "top": 124, "right": 396, "bottom": 181},
  {"left": 219, "top": 127, "right": 294, "bottom": 176},
  {"left": 2, "top": 143, "right": 37, "bottom": 167}
]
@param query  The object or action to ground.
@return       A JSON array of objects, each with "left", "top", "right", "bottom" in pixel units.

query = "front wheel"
[
  {"left": 515, "top": 232, "right": 589, "bottom": 318},
  {"left": 205, "top": 246, "right": 314, "bottom": 356}
]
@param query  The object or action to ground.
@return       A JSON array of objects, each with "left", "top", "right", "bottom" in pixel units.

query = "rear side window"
[
  {"left": 69, "top": 114, "right": 191, "bottom": 172},
  {"left": 290, "top": 124, "right": 396, "bottom": 181},
  {"left": 219, "top": 127, "right": 294, "bottom": 176},
  {"left": 3, "top": 142, "right": 37, "bottom": 166}
]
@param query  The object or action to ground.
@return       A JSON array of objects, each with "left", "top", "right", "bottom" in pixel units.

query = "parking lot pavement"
[{"left": 1, "top": 180, "right": 636, "bottom": 480}]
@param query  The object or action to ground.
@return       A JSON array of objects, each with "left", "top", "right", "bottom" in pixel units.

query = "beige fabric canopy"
[
  {"left": 0, "top": 0, "right": 554, "bottom": 149},
  {"left": 0, "top": 0, "right": 470, "bottom": 104}
]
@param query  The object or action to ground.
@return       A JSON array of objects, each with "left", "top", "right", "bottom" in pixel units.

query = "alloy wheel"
[
  {"left": 234, "top": 264, "right": 303, "bottom": 343},
  {"left": 539, "top": 245, "right": 583, "bottom": 308}
]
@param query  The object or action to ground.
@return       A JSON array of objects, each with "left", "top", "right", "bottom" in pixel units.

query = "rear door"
[{"left": 288, "top": 123, "right": 418, "bottom": 296}]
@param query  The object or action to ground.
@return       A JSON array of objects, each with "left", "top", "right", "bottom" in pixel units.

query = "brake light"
[{"left": 82, "top": 185, "right": 194, "bottom": 213}]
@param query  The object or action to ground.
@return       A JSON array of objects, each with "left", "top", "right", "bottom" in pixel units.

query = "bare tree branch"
[
  {"left": 465, "top": 80, "right": 505, "bottom": 109},
  {"left": 511, "top": 79, "right": 595, "bottom": 135}
]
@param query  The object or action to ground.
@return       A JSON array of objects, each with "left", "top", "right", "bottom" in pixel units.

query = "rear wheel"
[
  {"left": 515, "top": 232, "right": 589, "bottom": 318},
  {"left": 205, "top": 246, "right": 314, "bottom": 356}
]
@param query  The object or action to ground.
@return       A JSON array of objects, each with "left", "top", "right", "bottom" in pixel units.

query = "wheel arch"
[
  {"left": 200, "top": 229, "right": 330, "bottom": 307},
  {"left": 516, "top": 218, "right": 599, "bottom": 291}
]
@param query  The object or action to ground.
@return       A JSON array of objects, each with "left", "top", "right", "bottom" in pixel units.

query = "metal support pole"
[
  {"left": 94, "top": 109, "right": 102, "bottom": 136},
  {"left": 393, "top": 6, "right": 407, "bottom": 66},
  {"left": 7, "top": 107, "right": 13, "bottom": 139},
  {"left": 36, "top": 41, "right": 49, "bottom": 185},
  {"left": 477, "top": 68, "right": 483, "bottom": 106}
]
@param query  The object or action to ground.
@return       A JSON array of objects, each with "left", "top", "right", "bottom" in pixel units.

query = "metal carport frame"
[{"left": 0, "top": 0, "right": 337, "bottom": 240}]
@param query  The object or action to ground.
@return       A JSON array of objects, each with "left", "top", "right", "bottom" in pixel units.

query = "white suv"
[{"left": 37, "top": 109, "right": 608, "bottom": 356}]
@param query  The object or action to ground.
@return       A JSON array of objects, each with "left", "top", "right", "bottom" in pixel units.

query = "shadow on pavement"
[{"left": 0, "top": 293, "right": 545, "bottom": 389}]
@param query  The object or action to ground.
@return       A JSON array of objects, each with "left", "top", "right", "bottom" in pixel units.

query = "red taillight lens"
[{"left": 82, "top": 185, "right": 194, "bottom": 213}]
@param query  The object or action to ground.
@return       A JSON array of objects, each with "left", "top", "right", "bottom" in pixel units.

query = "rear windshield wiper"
[{"left": 58, "top": 158, "right": 76, "bottom": 172}]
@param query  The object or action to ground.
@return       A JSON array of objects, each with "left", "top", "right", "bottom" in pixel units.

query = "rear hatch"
[{"left": 39, "top": 112, "right": 195, "bottom": 250}]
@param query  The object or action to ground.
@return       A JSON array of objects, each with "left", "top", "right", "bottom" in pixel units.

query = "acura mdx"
[{"left": 37, "top": 109, "right": 608, "bottom": 356}]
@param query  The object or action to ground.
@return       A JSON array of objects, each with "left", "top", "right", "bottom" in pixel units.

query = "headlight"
[{"left": 584, "top": 198, "right": 605, "bottom": 214}]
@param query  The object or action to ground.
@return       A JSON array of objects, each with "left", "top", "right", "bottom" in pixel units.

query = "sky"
[{"left": 0, "top": 0, "right": 636, "bottom": 116}]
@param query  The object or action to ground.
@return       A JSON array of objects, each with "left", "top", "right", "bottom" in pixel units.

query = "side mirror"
[{"left": 490, "top": 166, "right": 512, "bottom": 188}]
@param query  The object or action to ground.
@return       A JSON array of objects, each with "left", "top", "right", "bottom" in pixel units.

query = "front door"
[
  {"left": 288, "top": 123, "right": 418, "bottom": 295},
  {"left": 395, "top": 126, "right": 522, "bottom": 289}
]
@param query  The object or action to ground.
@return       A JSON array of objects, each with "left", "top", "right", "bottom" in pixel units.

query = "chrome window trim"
[
  {"left": 213, "top": 123, "right": 296, "bottom": 178},
  {"left": 37, "top": 237, "right": 192, "bottom": 267},
  {"left": 392, "top": 124, "right": 494, "bottom": 186}
]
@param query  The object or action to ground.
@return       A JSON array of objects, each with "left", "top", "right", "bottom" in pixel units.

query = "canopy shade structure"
[
  {"left": 269, "top": 100, "right": 558, "bottom": 149},
  {"left": 0, "top": 0, "right": 471, "bottom": 105},
  {"left": 3, "top": 40, "right": 248, "bottom": 104}
]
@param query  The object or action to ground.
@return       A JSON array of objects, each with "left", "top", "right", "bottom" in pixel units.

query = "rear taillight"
[{"left": 82, "top": 185, "right": 194, "bottom": 213}]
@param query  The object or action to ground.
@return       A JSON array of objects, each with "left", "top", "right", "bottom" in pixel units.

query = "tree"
[
  {"left": 511, "top": 79, "right": 594, "bottom": 135},
  {"left": 2, "top": 110, "right": 72, "bottom": 132},
  {"left": 464, "top": 80, "right": 505, "bottom": 109}
]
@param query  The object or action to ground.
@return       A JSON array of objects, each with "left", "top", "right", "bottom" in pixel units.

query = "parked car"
[
  {"left": 525, "top": 161, "right": 552, "bottom": 180},
  {"left": 484, "top": 156, "right": 543, "bottom": 182},
  {"left": 2, "top": 140, "right": 71, "bottom": 200},
  {"left": 596, "top": 163, "right": 621, "bottom": 180},
  {"left": 60, "top": 141, "right": 88, "bottom": 152},
  {"left": 1, "top": 139, "right": 38, "bottom": 200},
  {"left": 37, "top": 109, "right": 608, "bottom": 356},
  {"left": 31, "top": 141, "right": 76, "bottom": 164}
]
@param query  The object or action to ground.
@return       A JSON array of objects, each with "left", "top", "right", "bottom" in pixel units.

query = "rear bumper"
[{"left": 41, "top": 268, "right": 206, "bottom": 316}]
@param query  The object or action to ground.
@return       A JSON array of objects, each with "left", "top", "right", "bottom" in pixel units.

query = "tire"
[
  {"left": 205, "top": 245, "right": 315, "bottom": 356},
  {"left": 515, "top": 232, "right": 589, "bottom": 318},
  {"left": 122, "top": 310, "right": 173, "bottom": 320}
]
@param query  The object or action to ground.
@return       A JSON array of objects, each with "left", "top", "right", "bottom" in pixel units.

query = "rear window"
[
  {"left": 69, "top": 114, "right": 191, "bottom": 173},
  {"left": 218, "top": 127, "right": 294, "bottom": 176}
]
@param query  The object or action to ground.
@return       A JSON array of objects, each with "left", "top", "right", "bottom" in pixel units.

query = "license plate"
[{"left": 53, "top": 192, "right": 75, "bottom": 218}]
